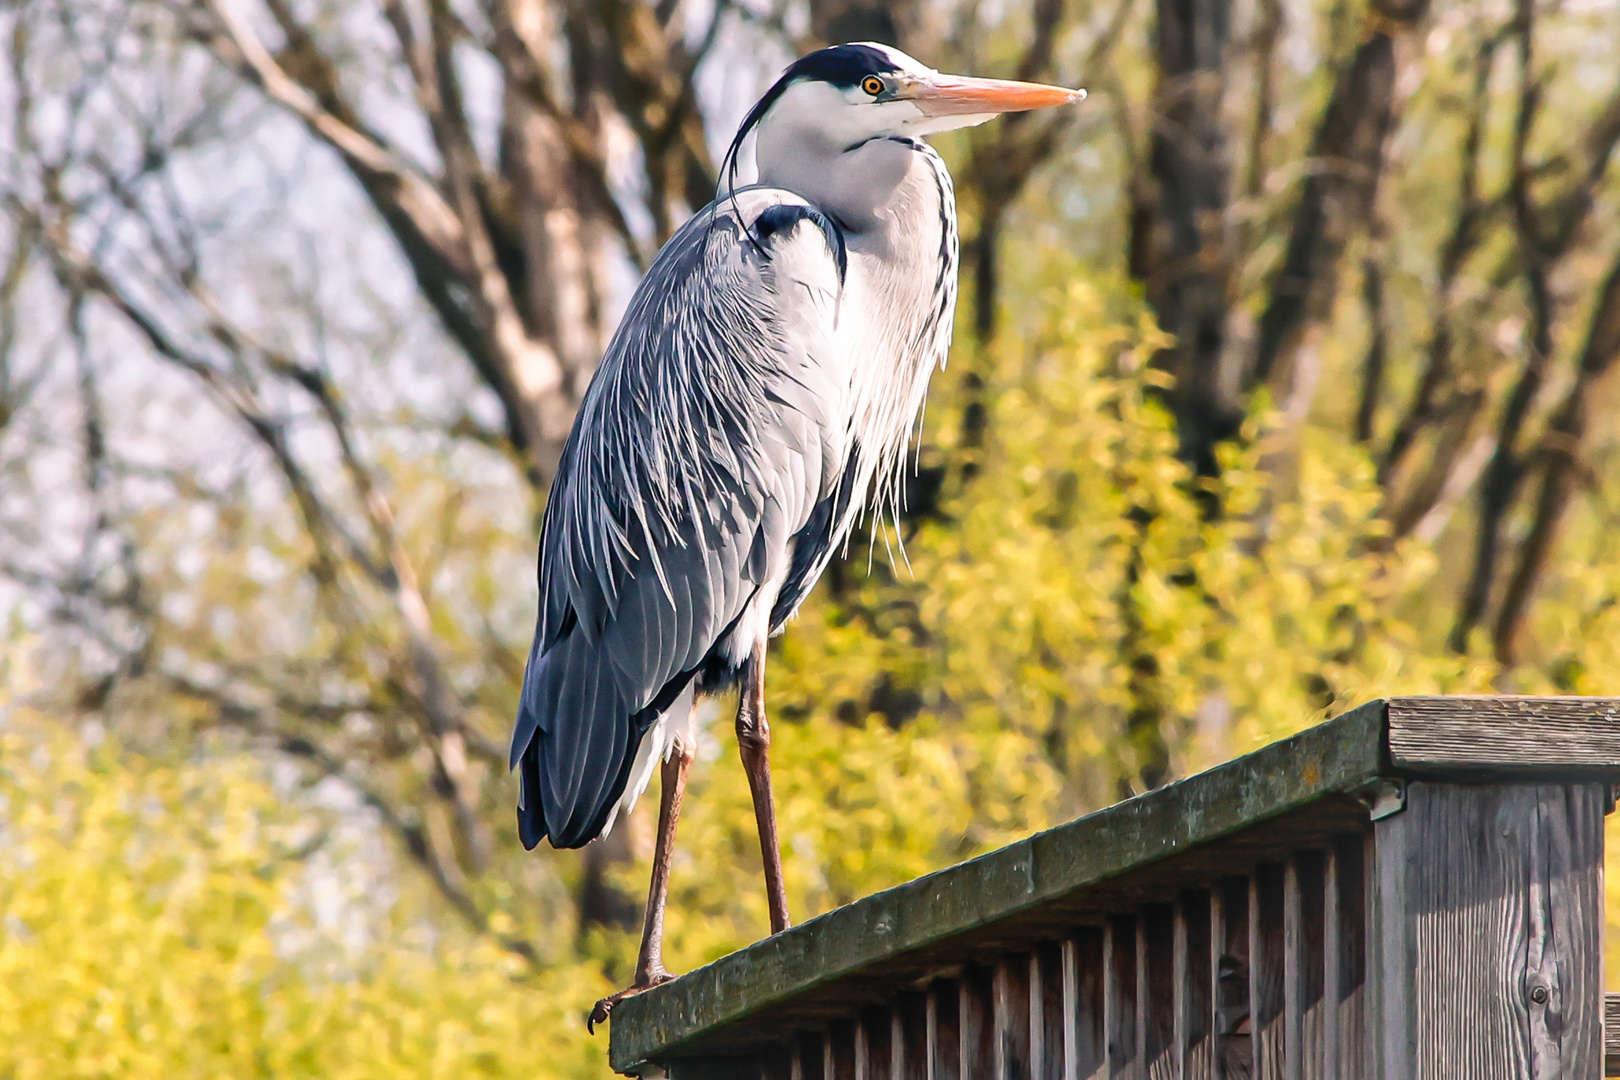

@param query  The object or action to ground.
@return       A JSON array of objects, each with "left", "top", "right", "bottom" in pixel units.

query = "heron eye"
[{"left": 861, "top": 75, "right": 885, "bottom": 96}]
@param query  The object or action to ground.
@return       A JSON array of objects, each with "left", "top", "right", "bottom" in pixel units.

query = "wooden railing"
[{"left": 608, "top": 697, "right": 1620, "bottom": 1079}]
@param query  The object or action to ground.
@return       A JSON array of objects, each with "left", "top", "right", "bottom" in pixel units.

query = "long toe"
[{"left": 586, "top": 971, "right": 677, "bottom": 1034}]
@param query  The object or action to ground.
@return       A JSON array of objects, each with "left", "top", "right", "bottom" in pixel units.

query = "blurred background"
[{"left": 2, "top": 0, "right": 1619, "bottom": 1073}]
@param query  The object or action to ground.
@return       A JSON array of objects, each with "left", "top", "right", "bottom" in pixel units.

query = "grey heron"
[{"left": 506, "top": 41, "right": 1083, "bottom": 1028}]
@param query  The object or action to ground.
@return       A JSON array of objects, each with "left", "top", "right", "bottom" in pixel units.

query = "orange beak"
[{"left": 905, "top": 74, "right": 1086, "bottom": 117}]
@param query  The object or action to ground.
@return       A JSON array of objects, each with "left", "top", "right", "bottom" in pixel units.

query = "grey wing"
[{"left": 511, "top": 190, "right": 851, "bottom": 849}]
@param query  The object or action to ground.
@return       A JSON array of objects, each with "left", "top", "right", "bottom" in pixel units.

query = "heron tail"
[{"left": 511, "top": 630, "right": 639, "bottom": 850}]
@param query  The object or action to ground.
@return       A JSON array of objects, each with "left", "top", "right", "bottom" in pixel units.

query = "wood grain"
[
  {"left": 1072, "top": 930, "right": 1107, "bottom": 1080},
  {"left": 1033, "top": 943, "right": 1066, "bottom": 1080},
  {"left": 963, "top": 967, "right": 995, "bottom": 1080},
  {"left": 1175, "top": 891, "right": 1214, "bottom": 1080},
  {"left": 1214, "top": 877, "right": 1252, "bottom": 1080},
  {"left": 931, "top": 980, "right": 962, "bottom": 1080},
  {"left": 1140, "top": 906, "right": 1176, "bottom": 1080},
  {"left": 611, "top": 702, "right": 1389, "bottom": 1071},
  {"left": 893, "top": 993, "right": 928, "bottom": 1080},
  {"left": 611, "top": 700, "right": 1620, "bottom": 1077},
  {"left": 1605, "top": 993, "right": 1619, "bottom": 1077},
  {"left": 996, "top": 955, "right": 1032, "bottom": 1080},
  {"left": 1106, "top": 917, "right": 1139, "bottom": 1080},
  {"left": 1369, "top": 781, "right": 1605, "bottom": 1079},
  {"left": 859, "top": 1006, "right": 893, "bottom": 1080},
  {"left": 1250, "top": 866, "right": 1286, "bottom": 1080},
  {"left": 1320, "top": 835, "right": 1366, "bottom": 1080},
  {"left": 1283, "top": 852, "right": 1325, "bottom": 1080},
  {"left": 1386, "top": 696, "right": 1620, "bottom": 771}
]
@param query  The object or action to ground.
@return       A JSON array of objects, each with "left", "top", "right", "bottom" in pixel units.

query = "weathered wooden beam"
[
  {"left": 1072, "top": 930, "right": 1106, "bottom": 1080},
  {"left": 1174, "top": 891, "right": 1213, "bottom": 1080},
  {"left": 1320, "top": 836, "right": 1366, "bottom": 1080},
  {"left": 610, "top": 697, "right": 1620, "bottom": 1073},
  {"left": 1605, "top": 993, "right": 1620, "bottom": 1077},
  {"left": 1385, "top": 696, "right": 1620, "bottom": 772},
  {"left": 1369, "top": 781, "right": 1605, "bottom": 1079}
]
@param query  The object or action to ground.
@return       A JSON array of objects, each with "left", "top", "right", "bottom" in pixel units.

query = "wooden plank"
[
  {"left": 996, "top": 955, "right": 1033, "bottom": 1080},
  {"left": 665, "top": 1058, "right": 766, "bottom": 1080},
  {"left": 1213, "top": 877, "right": 1252, "bottom": 1080},
  {"left": 828, "top": 1020, "right": 857, "bottom": 1080},
  {"left": 1386, "top": 696, "right": 1620, "bottom": 772},
  {"left": 1072, "top": 930, "right": 1107, "bottom": 1080},
  {"left": 764, "top": 1042, "right": 793, "bottom": 1080},
  {"left": 1140, "top": 905, "right": 1176, "bottom": 1080},
  {"left": 1033, "top": 943, "right": 1066, "bottom": 1080},
  {"left": 1283, "top": 852, "right": 1325, "bottom": 1080},
  {"left": 894, "top": 993, "right": 928, "bottom": 1080},
  {"left": 1606, "top": 993, "right": 1620, "bottom": 1077},
  {"left": 798, "top": 1031, "right": 827, "bottom": 1080},
  {"left": 613, "top": 698, "right": 1620, "bottom": 1073},
  {"left": 963, "top": 966, "right": 996, "bottom": 1080},
  {"left": 1320, "top": 836, "right": 1365, "bottom": 1080},
  {"left": 932, "top": 979, "right": 963, "bottom": 1080},
  {"left": 1250, "top": 867, "right": 1286, "bottom": 1080},
  {"left": 1176, "top": 890, "right": 1214, "bottom": 1080},
  {"left": 859, "top": 1007, "right": 893, "bottom": 1080},
  {"left": 1106, "top": 916, "right": 1139, "bottom": 1080},
  {"left": 610, "top": 703, "right": 1391, "bottom": 1071},
  {"left": 1369, "top": 781, "right": 1606, "bottom": 1079}
]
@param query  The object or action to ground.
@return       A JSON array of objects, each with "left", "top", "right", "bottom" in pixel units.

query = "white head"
[{"left": 725, "top": 43, "right": 1084, "bottom": 226}]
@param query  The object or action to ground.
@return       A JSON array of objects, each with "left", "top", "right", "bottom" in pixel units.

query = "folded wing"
[{"left": 511, "top": 189, "right": 853, "bottom": 848}]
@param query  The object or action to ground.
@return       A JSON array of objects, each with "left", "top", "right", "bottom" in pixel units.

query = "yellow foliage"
[
  {"left": 621, "top": 277, "right": 1512, "bottom": 973},
  {"left": 0, "top": 711, "right": 605, "bottom": 1080}
]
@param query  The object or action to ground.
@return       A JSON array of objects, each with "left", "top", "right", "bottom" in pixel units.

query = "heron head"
[{"left": 735, "top": 43, "right": 1084, "bottom": 158}]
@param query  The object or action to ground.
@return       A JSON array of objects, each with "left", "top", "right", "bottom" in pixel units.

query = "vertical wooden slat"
[
  {"left": 828, "top": 1020, "right": 858, "bottom": 1080},
  {"left": 798, "top": 1031, "right": 827, "bottom": 1080},
  {"left": 859, "top": 1007, "right": 893, "bottom": 1080},
  {"left": 1034, "top": 942, "right": 1066, "bottom": 1080},
  {"left": 1176, "top": 890, "right": 1214, "bottom": 1080},
  {"left": 996, "top": 955, "right": 1033, "bottom": 1080},
  {"left": 895, "top": 992, "right": 929, "bottom": 1080},
  {"left": 1072, "top": 929, "right": 1107, "bottom": 1080},
  {"left": 1303, "top": 852, "right": 1327, "bottom": 1080},
  {"left": 1249, "top": 865, "right": 1286, "bottom": 1080},
  {"left": 1140, "top": 905, "right": 1176, "bottom": 1080},
  {"left": 932, "top": 978, "right": 963, "bottom": 1080},
  {"left": 764, "top": 1042, "right": 794, "bottom": 1080},
  {"left": 1106, "top": 915, "right": 1138, "bottom": 1080},
  {"left": 962, "top": 966, "right": 996, "bottom": 1080},
  {"left": 1369, "top": 782, "right": 1605, "bottom": 1079},
  {"left": 1283, "top": 852, "right": 1326, "bottom": 1080},
  {"left": 1320, "top": 834, "right": 1365, "bottom": 1080},
  {"left": 1213, "top": 876, "right": 1252, "bottom": 1080}
]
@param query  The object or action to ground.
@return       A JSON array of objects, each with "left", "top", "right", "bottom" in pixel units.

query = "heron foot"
[{"left": 587, "top": 970, "right": 676, "bottom": 1034}]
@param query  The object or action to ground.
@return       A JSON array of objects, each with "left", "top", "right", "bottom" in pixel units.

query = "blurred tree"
[
  {"left": 2, "top": 0, "right": 1620, "bottom": 1048},
  {"left": 1121, "top": 0, "right": 1620, "bottom": 667}
]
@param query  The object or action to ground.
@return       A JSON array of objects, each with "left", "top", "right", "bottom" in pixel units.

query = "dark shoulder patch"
[{"left": 753, "top": 203, "right": 848, "bottom": 285}]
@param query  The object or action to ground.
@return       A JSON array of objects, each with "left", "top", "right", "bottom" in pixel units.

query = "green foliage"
[
  {"left": 629, "top": 274, "right": 1508, "bottom": 973},
  {"left": 0, "top": 709, "right": 604, "bottom": 1080},
  {"left": 6, "top": 263, "right": 1620, "bottom": 1066}
]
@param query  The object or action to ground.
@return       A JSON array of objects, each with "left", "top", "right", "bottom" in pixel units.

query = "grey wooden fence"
[{"left": 607, "top": 696, "right": 1620, "bottom": 1080}]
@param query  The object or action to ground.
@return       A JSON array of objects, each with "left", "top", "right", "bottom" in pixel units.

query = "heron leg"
[
  {"left": 587, "top": 725, "right": 695, "bottom": 1034},
  {"left": 737, "top": 637, "right": 791, "bottom": 935}
]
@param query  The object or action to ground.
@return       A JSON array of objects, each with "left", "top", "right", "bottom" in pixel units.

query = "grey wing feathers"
[{"left": 512, "top": 189, "right": 849, "bottom": 849}]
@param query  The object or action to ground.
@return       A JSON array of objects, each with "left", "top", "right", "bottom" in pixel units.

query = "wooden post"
[{"left": 1369, "top": 781, "right": 1605, "bottom": 1080}]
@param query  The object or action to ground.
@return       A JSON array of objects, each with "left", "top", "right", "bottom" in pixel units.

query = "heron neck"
[{"left": 755, "top": 131, "right": 918, "bottom": 234}]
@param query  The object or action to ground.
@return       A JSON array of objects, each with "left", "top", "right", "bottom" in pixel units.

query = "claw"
[{"left": 587, "top": 970, "right": 677, "bottom": 1034}]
